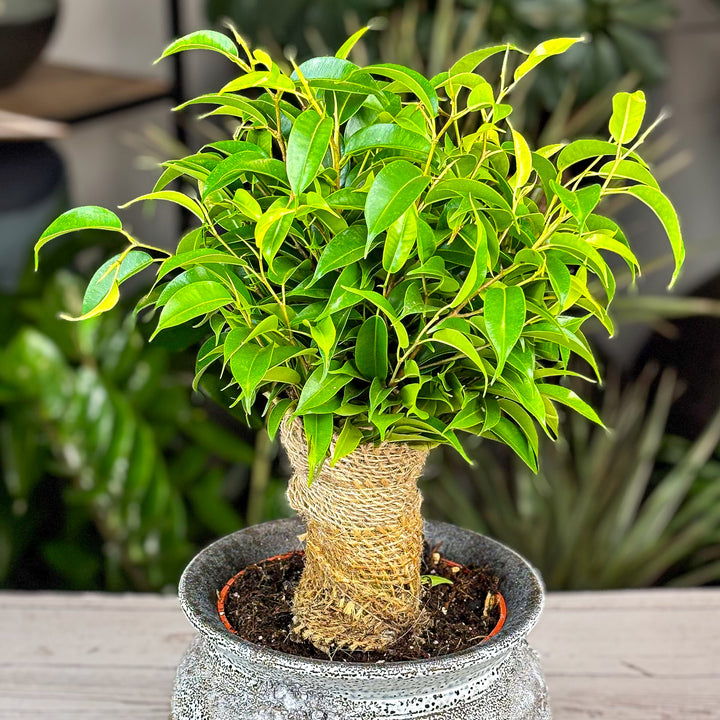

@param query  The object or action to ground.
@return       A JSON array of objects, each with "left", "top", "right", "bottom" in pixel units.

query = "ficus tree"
[{"left": 36, "top": 27, "right": 683, "bottom": 653}]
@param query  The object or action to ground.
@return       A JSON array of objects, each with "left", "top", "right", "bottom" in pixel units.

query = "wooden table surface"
[{"left": 0, "top": 589, "right": 718, "bottom": 719}]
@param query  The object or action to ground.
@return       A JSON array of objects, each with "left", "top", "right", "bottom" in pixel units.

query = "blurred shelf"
[{"left": 0, "top": 62, "right": 172, "bottom": 123}]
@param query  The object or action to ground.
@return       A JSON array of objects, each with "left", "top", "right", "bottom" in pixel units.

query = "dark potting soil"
[{"left": 221, "top": 544, "right": 501, "bottom": 662}]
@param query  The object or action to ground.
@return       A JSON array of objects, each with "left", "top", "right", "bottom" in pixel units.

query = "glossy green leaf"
[
  {"left": 449, "top": 45, "right": 516, "bottom": 76},
  {"left": 335, "top": 26, "right": 371, "bottom": 60},
  {"left": 203, "top": 153, "right": 287, "bottom": 198},
  {"left": 545, "top": 254, "right": 572, "bottom": 307},
  {"left": 344, "top": 124, "right": 431, "bottom": 158},
  {"left": 510, "top": 125, "right": 533, "bottom": 190},
  {"left": 432, "top": 328, "right": 488, "bottom": 387},
  {"left": 486, "top": 417, "right": 538, "bottom": 472},
  {"left": 119, "top": 191, "right": 205, "bottom": 220},
  {"left": 452, "top": 212, "right": 487, "bottom": 307},
  {"left": 342, "top": 287, "right": 410, "bottom": 348},
  {"left": 229, "top": 343, "right": 274, "bottom": 402},
  {"left": 365, "top": 63, "right": 439, "bottom": 117},
  {"left": 485, "top": 286, "right": 526, "bottom": 378},
  {"left": 331, "top": 420, "right": 363, "bottom": 465},
  {"left": 551, "top": 182, "right": 601, "bottom": 229},
  {"left": 355, "top": 315, "right": 389, "bottom": 379},
  {"left": 310, "top": 316, "right": 336, "bottom": 369},
  {"left": 35, "top": 206, "right": 123, "bottom": 268},
  {"left": 314, "top": 225, "right": 367, "bottom": 279},
  {"left": 83, "top": 251, "right": 154, "bottom": 314},
  {"left": 609, "top": 91, "right": 646, "bottom": 145},
  {"left": 303, "top": 413, "right": 334, "bottom": 483},
  {"left": 296, "top": 369, "right": 352, "bottom": 414},
  {"left": 598, "top": 159, "right": 659, "bottom": 189},
  {"left": 287, "top": 108, "right": 333, "bottom": 194},
  {"left": 157, "top": 30, "right": 239, "bottom": 63},
  {"left": 383, "top": 206, "right": 418, "bottom": 273},
  {"left": 255, "top": 199, "right": 295, "bottom": 266},
  {"left": 366, "top": 160, "right": 429, "bottom": 242},
  {"left": 513, "top": 37, "right": 584, "bottom": 83},
  {"left": 557, "top": 139, "right": 645, "bottom": 172},
  {"left": 539, "top": 384, "right": 605, "bottom": 426},
  {"left": 609, "top": 185, "right": 684, "bottom": 286},
  {"left": 267, "top": 399, "right": 293, "bottom": 440},
  {"left": 153, "top": 281, "right": 233, "bottom": 338}
]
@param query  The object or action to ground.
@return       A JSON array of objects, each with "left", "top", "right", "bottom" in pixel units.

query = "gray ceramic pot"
[{"left": 173, "top": 518, "right": 550, "bottom": 720}]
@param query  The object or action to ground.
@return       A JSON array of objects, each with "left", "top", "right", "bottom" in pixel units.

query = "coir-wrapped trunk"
[{"left": 281, "top": 419, "right": 428, "bottom": 653}]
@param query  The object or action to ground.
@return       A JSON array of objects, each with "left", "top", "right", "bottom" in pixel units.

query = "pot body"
[{"left": 173, "top": 518, "right": 551, "bottom": 720}]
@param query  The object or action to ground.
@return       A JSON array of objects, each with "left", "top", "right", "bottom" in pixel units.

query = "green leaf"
[
  {"left": 486, "top": 417, "right": 538, "bottom": 472},
  {"left": 157, "top": 30, "right": 239, "bottom": 63},
  {"left": 83, "top": 251, "right": 153, "bottom": 314},
  {"left": 255, "top": 198, "right": 295, "bottom": 267},
  {"left": 119, "top": 191, "right": 205, "bottom": 220},
  {"left": 267, "top": 399, "right": 293, "bottom": 440},
  {"left": 287, "top": 108, "right": 334, "bottom": 194},
  {"left": 421, "top": 574, "right": 454, "bottom": 587},
  {"left": 513, "top": 37, "right": 584, "bottom": 83},
  {"left": 296, "top": 368, "right": 352, "bottom": 414},
  {"left": 336, "top": 26, "right": 371, "bottom": 60},
  {"left": 314, "top": 225, "right": 367, "bottom": 279},
  {"left": 303, "top": 414, "right": 334, "bottom": 483},
  {"left": 609, "top": 184, "right": 684, "bottom": 287},
  {"left": 452, "top": 211, "right": 487, "bottom": 307},
  {"left": 365, "top": 63, "right": 439, "bottom": 117},
  {"left": 229, "top": 343, "right": 274, "bottom": 403},
  {"left": 156, "top": 249, "right": 246, "bottom": 280},
  {"left": 449, "top": 45, "right": 515, "bottom": 76},
  {"left": 203, "top": 153, "right": 287, "bottom": 198},
  {"left": 485, "top": 286, "right": 526, "bottom": 379},
  {"left": 510, "top": 125, "right": 533, "bottom": 190},
  {"left": 35, "top": 206, "right": 123, "bottom": 268},
  {"left": 545, "top": 254, "right": 572, "bottom": 307},
  {"left": 383, "top": 206, "right": 418, "bottom": 273},
  {"left": 466, "top": 79, "right": 495, "bottom": 109},
  {"left": 310, "top": 315, "right": 336, "bottom": 370},
  {"left": 344, "top": 124, "right": 431, "bottom": 158},
  {"left": 331, "top": 420, "right": 363, "bottom": 465},
  {"left": 538, "top": 383, "right": 605, "bottom": 426},
  {"left": 365, "top": 160, "right": 430, "bottom": 241},
  {"left": 609, "top": 90, "right": 646, "bottom": 145},
  {"left": 220, "top": 67, "right": 295, "bottom": 93},
  {"left": 355, "top": 315, "right": 389, "bottom": 379},
  {"left": 153, "top": 281, "right": 233, "bottom": 338},
  {"left": 342, "top": 286, "right": 410, "bottom": 348},
  {"left": 551, "top": 182, "right": 601, "bottom": 230},
  {"left": 557, "top": 139, "right": 645, "bottom": 172},
  {"left": 432, "top": 328, "right": 488, "bottom": 387},
  {"left": 598, "top": 159, "right": 659, "bottom": 189}
]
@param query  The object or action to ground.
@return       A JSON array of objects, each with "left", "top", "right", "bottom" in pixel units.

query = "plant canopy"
[{"left": 36, "top": 28, "right": 684, "bottom": 480}]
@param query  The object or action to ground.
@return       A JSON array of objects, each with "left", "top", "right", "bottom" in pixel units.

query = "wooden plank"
[
  {"left": 0, "top": 590, "right": 718, "bottom": 719},
  {"left": 0, "top": 63, "right": 170, "bottom": 122}
]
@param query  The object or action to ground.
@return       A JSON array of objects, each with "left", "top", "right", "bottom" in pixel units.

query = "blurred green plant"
[
  {"left": 423, "top": 367, "right": 720, "bottom": 589},
  {"left": 0, "top": 270, "right": 283, "bottom": 591},
  {"left": 206, "top": 0, "right": 677, "bottom": 143}
]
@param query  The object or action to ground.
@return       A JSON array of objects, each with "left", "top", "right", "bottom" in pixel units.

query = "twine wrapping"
[{"left": 281, "top": 418, "right": 429, "bottom": 653}]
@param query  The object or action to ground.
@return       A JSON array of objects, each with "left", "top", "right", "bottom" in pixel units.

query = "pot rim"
[{"left": 178, "top": 517, "right": 544, "bottom": 677}]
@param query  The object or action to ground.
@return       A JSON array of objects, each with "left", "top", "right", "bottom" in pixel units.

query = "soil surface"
[{"left": 221, "top": 543, "right": 501, "bottom": 662}]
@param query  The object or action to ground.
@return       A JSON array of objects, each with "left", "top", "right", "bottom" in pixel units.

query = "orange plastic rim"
[{"left": 218, "top": 552, "right": 508, "bottom": 643}]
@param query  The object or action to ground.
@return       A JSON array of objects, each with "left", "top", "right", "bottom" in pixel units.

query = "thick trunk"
[{"left": 281, "top": 419, "right": 428, "bottom": 653}]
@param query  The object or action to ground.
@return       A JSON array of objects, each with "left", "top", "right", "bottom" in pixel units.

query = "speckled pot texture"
[{"left": 172, "top": 518, "right": 551, "bottom": 720}]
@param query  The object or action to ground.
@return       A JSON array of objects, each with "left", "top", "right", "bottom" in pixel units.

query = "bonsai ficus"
[{"left": 36, "top": 28, "right": 684, "bottom": 654}]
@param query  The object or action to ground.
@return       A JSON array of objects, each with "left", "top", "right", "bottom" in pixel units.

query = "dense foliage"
[{"left": 36, "top": 29, "right": 683, "bottom": 480}]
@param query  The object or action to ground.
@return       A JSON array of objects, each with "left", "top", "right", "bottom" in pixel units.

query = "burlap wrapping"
[{"left": 281, "top": 418, "right": 429, "bottom": 653}]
